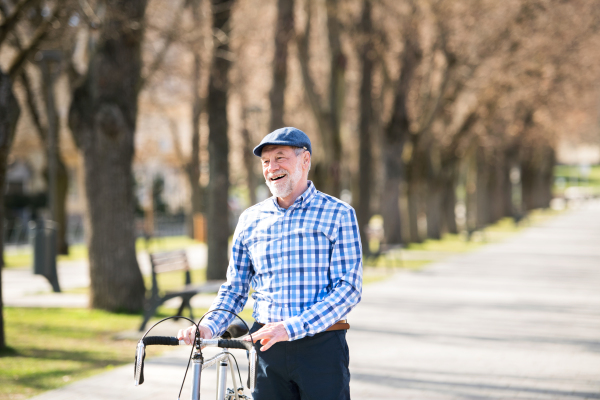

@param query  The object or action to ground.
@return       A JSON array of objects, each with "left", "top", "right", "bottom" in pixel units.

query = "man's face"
[{"left": 261, "top": 145, "right": 305, "bottom": 199}]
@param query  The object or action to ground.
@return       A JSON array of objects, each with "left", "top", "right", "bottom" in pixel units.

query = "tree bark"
[
  {"left": 39, "top": 59, "right": 70, "bottom": 255},
  {"left": 465, "top": 147, "right": 478, "bottom": 236},
  {"left": 425, "top": 149, "right": 442, "bottom": 240},
  {"left": 206, "top": 0, "right": 234, "bottom": 281},
  {"left": 356, "top": 0, "right": 373, "bottom": 256},
  {"left": 475, "top": 146, "right": 491, "bottom": 229},
  {"left": 405, "top": 155, "right": 423, "bottom": 243},
  {"left": 0, "top": 70, "right": 21, "bottom": 349},
  {"left": 522, "top": 144, "right": 554, "bottom": 210},
  {"left": 440, "top": 162, "right": 458, "bottom": 235},
  {"left": 381, "top": 33, "right": 420, "bottom": 245},
  {"left": 188, "top": 27, "right": 203, "bottom": 215},
  {"left": 68, "top": 0, "right": 147, "bottom": 312},
  {"left": 489, "top": 147, "right": 507, "bottom": 223},
  {"left": 241, "top": 109, "right": 257, "bottom": 205},
  {"left": 269, "top": 0, "right": 294, "bottom": 131}
]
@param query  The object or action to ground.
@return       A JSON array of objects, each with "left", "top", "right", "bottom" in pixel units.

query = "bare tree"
[
  {"left": 0, "top": 0, "right": 61, "bottom": 349},
  {"left": 356, "top": 0, "right": 374, "bottom": 255},
  {"left": 68, "top": 0, "right": 148, "bottom": 312}
]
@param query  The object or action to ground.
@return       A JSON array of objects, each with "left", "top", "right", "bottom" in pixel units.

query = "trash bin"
[{"left": 29, "top": 219, "right": 61, "bottom": 293}]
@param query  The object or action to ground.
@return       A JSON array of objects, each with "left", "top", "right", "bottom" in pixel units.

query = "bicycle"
[{"left": 134, "top": 310, "right": 257, "bottom": 400}]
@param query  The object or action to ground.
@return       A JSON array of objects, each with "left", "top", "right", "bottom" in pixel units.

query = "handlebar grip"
[
  {"left": 217, "top": 339, "right": 253, "bottom": 350},
  {"left": 143, "top": 336, "right": 181, "bottom": 346}
]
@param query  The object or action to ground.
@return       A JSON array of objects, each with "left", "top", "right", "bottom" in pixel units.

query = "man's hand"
[
  {"left": 245, "top": 322, "right": 289, "bottom": 351},
  {"left": 177, "top": 324, "right": 212, "bottom": 345}
]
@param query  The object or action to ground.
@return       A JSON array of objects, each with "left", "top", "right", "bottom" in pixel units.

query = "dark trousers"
[{"left": 249, "top": 322, "right": 351, "bottom": 400}]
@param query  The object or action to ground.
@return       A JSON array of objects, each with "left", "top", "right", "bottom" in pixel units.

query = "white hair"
[{"left": 293, "top": 147, "right": 311, "bottom": 174}]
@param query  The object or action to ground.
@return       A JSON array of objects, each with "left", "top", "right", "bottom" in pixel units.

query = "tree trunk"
[
  {"left": 489, "top": 148, "right": 507, "bottom": 223},
  {"left": 465, "top": 149, "right": 478, "bottom": 235},
  {"left": 381, "top": 34, "right": 420, "bottom": 246},
  {"left": 405, "top": 159, "right": 422, "bottom": 243},
  {"left": 522, "top": 145, "right": 554, "bottom": 210},
  {"left": 474, "top": 146, "right": 491, "bottom": 229},
  {"left": 269, "top": 0, "right": 294, "bottom": 131},
  {"left": 68, "top": 0, "right": 147, "bottom": 312},
  {"left": 55, "top": 161, "right": 69, "bottom": 254},
  {"left": 356, "top": 0, "right": 373, "bottom": 256},
  {"left": 426, "top": 182, "right": 442, "bottom": 240},
  {"left": 39, "top": 59, "right": 70, "bottom": 255},
  {"left": 440, "top": 162, "right": 458, "bottom": 235},
  {"left": 424, "top": 147, "right": 442, "bottom": 240},
  {"left": 189, "top": 50, "right": 202, "bottom": 215},
  {"left": 241, "top": 109, "right": 257, "bottom": 205},
  {"left": 182, "top": 0, "right": 204, "bottom": 238},
  {"left": 323, "top": 0, "right": 344, "bottom": 198},
  {"left": 206, "top": 0, "right": 234, "bottom": 281},
  {"left": 504, "top": 144, "right": 520, "bottom": 218},
  {"left": 0, "top": 70, "right": 21, "bottom": 349}
]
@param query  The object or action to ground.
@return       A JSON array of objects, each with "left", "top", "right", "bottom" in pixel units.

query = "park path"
[{"left": 27, "top": 201, "right": 600, "bottom": 400}]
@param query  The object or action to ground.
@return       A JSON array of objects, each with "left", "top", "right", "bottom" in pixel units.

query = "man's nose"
[{"left": 267, "top": 160, "right": 279, "bottom": 172}]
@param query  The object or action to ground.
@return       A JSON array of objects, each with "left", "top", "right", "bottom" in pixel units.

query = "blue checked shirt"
[{"left": 202, "top": 182, "right": 363, "bottom": 341}]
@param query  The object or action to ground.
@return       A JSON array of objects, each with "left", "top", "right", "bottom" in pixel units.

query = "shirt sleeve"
[
  {"left": 200, "top": 213, "right": 254, "bottom": 338},
  {"left": 282, "top": 207, "right": 363, "bottom": 340}
]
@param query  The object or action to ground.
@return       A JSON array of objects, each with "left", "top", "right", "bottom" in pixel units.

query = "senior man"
[{"left": 178, "top": 127, "right": 363, "bottom": 399}]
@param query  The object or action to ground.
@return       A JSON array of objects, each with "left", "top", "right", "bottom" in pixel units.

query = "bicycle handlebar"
[
  {"left": 134, "top": 335, "right": 257, "bottom": 390},
  {"left": 141, "top": 336, "right": 253, "bottom": 350}
]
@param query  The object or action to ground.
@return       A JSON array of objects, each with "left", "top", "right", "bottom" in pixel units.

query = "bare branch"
[
  {"left": 416, "top": 29, "right": 456, "bottom": 136},
  {"left": 8, "top": 2, "right": 60, "bottom": 78},
  {"left": 295, "top": 0, "right": 324, "bottom": 122},
  {"left": 138, "top": 0, "right": 187, "bottom": 92},
  {"left": 0, "top": 0, "right": 40, "bottom": 47},
  {"left": 19, "top": 68, "right": 47, "bottom": 141},
  {"left": 167, "top": 118, "right": 186, "bottom": 168},
  {"left": 77, "top": 0, "right": 101, "bottom": 27}
]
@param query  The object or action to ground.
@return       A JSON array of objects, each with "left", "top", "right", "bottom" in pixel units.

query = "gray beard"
[
  {"left": 266, "top": 174, "right": 294, "bottom": 198},
  {"left": 266, "top": 163, "right": 303, "bottom": 199}
]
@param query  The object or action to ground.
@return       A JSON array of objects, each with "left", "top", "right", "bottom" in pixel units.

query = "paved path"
[{"left": 25, "top": 201, "right": 600, "bottom": 399}]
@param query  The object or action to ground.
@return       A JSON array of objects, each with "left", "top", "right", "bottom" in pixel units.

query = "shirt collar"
[{"left": 269, "top": 181, "right": 317, "bottom": 211}]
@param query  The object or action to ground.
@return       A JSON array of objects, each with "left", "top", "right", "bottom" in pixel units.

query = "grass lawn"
[
  {"left": 0, "top": 306, "right": 253, "bottom": 400},
  {"left": 4, "top": 236, "right": 201, "bottom": 269},
  {"left": 554, "top": 164, "right": 600, "bottom": 196}
]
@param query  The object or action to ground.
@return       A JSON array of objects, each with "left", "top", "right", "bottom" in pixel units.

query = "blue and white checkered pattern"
[{"left": 202, "top": 182, "right": 363, "bottom": 341}]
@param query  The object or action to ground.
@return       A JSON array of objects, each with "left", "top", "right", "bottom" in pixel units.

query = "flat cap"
[{"left": 253, "top": 127, "right": 312, "bottom": 156}]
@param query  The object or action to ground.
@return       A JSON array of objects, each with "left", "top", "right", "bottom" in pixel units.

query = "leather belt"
[{"left": 256, "top": 320, "right": 350, "bottom": 332}]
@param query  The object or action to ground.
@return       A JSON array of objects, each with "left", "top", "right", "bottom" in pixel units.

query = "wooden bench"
[{"left": 139, "top": 250, "right": 224, "bottom": 331}]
